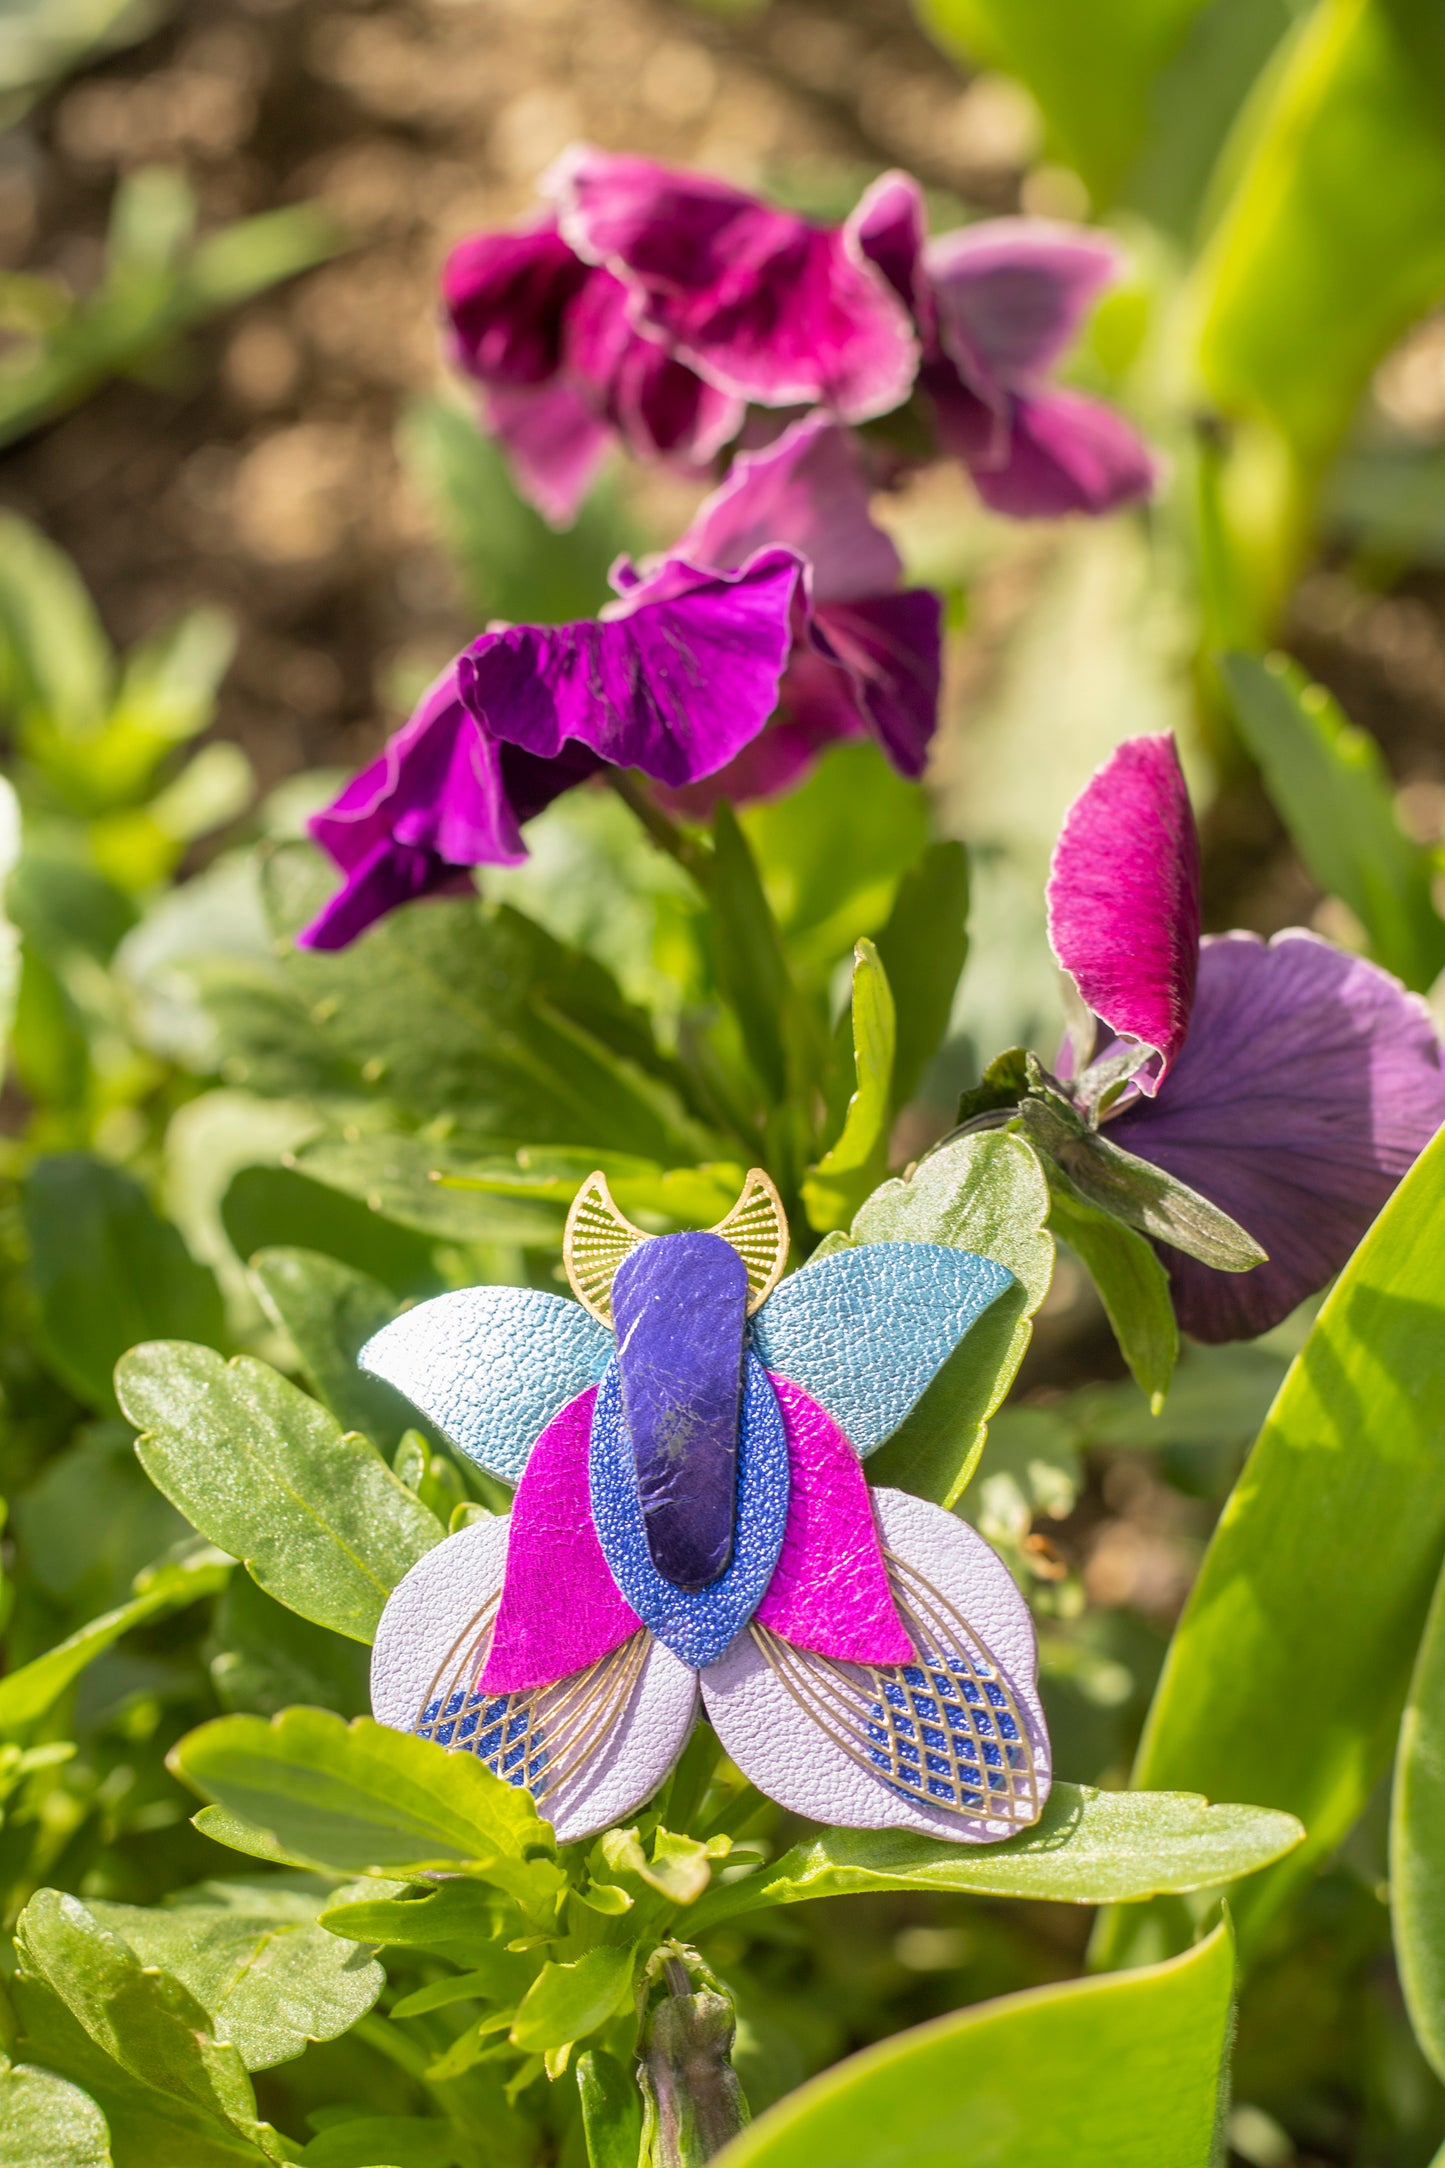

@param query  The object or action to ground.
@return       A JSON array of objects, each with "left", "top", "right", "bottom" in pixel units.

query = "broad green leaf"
[
  {"left": 689, "top": 1783, "right": 1301, "bottom": 1930},
  {"left": 856, "top": 1132, "right": 1055, "bottom": 1504},
  {"left": 116, "top": 1342, "right": 442, "bottom": 1642},
  {"left": 318, "top": 1878, "right": 504, "bottom": 1961},
  {"left": 0, "top": 510, "right": 111, "bottom": 737},
  {"left": 510, "top": 1947, "right": 633, "bottom": 2053},
  {"left": 172, "top": 1709, "right": 558, "bottom": 1883},
  {"left": 577, "top": 2049, "right": 644, "bottom": 2168},
  {"left": 0, "top": 2056, "right": 112, "bottom": 2167},
  {"left": 801, "top": 940, "right": 896, "bottom": 1235},
  {"left": 1106, "top": 1124, "right": 1445, "bottom": 1959},
  {"left": 713, "top": 1918, "right": 1236, "bottom": 2168},
  {"left": 0, "top": 1544, "right": 229, "bottom": 1734},
  {"left": 85, "top": 1883, "right": 383, "bottom": 2074},
  {"left": 1222, "top": 651, "right": 1445, "bottom": 991},
  {"left": 297, "top": 2118, "right": 455, "bottom": 2168},
  {"left": 248, "top": 1247, "right": 413, "bottom": 1447},
  {"left": 874, "top": 840, "right": 969, "bottom": 1113},
  {"left": 1392, "top": 1551, "right": 1445, "bottom": 2083},
  {"left": 210, "top": 1569, "right": 371, "bottom": 1721},
  {"left": 1044, "top": 1161, "right": 1177, "bottom": 1407},
  {"left": 710, "top": 804, "right": 814, "bottom": 1109},
  {"left": 1018, "top": 1099, "right": 1265, "bottom": 1271},
  {"left": 23, "top": 1155, "right": 225, "bottom": 1412},
  {"left": 287, "top": 1134, "right": 564, "bottom": 1249},
  {"left": 221, "top": 1166, "right": 440, "bottom": 1302}
]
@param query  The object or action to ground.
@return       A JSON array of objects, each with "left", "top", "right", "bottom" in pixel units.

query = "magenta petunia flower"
[
  {"left": 615, "top": 413, "right": 942, "bottom": 810},
  {"left": 297, "top": 550, "right": 802, "bottom": 949},
  {"left": 443, "top": 215, "right": 742, "bottom": 526},
  {"left": 1046, "top": 733, "right": 1445, "bottom": 1339},
  {"left": 855, "top": 174, "right": 1155, "bottom": 518}
]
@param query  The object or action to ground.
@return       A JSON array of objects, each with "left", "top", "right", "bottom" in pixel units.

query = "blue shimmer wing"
[
  {"left": 359, "top": 1288, "right": 610, "bottom": 1484},
  {"left": 750, "top": 1243, "right": 1013, "bottom": 1457},
  {"left": 590, "top": 1350, "right": 788, "bottom": 1670}
]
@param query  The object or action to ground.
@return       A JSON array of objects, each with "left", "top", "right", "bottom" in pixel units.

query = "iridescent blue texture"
[
  {"left": 611, "top": 1231, "right": 747, "bottom": 1592},
  {"left": 415, "top": 1687, "right": 547, "bottom": 1790},
  {"left": 589, "top": 1350, "right": 788, "bottom": 1669}
]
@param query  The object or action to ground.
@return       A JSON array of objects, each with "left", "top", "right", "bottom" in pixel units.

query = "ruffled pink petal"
[
  {"left": 1047, "top": 731, "right": 1200, "bottom": 1089},
  {"left": 550, "top": 146, "right": 917, "bottom": 422},
  {"left": 810, "top": 590, "right": 941, "bottom": 780},
  {"left": 442, "top": 217, "right": 591, "bottom": 388},
  {"left": 925, "top": 219, "right": 1120, "bottom": 400},
  {"left": 481, "top": 378, "right": 613, "bottom": 529},
  {"left": 850, "top": 169, "right": 933, "bottom": 344},
  {"left": 482, "top": 1387, "right": 641, "bottom": 1696},
  {"left": 702, "top": 1487, "right": 1050, "bottom": 1844},
  {"left": 564, "top": 268, "right": 742, "bottom": 471},
  {"left": 971, "top": 389, "right": 1156, "bottom": 519},
  {"left": 755, "top": 1378, "right": 912, "bottom": 1665}
]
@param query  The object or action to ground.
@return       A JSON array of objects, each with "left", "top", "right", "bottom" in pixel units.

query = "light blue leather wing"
[
  {"left": 750, "top": 1243, "right": 1013, "bottom": 1457},
  {"left": 359, "top": 1288, "right": 611, "bottom": 1484}
]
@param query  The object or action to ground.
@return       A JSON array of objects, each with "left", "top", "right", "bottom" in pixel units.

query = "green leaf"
[
  {"left": 689, "top": 1783, "right": 1301, "bottom": 1930},
  {"left": 712, "top": 1918, "right": 1236, "bottom": 2168},
  {"left": 317, "top": 1878, "right": 504, "bottom": 1962},
  {"left": 85, "top": 1883, "right": 383, "bottom": 2074},
  {"left": 709, "top": 804, "right": 809, "bottom": 1108},
  {"left": 1105, "top": 1124, "right": 1445, "bottom": 1959},
  {"left": 1018, "top": 1100, "right": 1265, "bottom": 1271},
  {"left": 856, "top": 1132, "right": 1055, "bottom": 1505},
  {"left": 874, "top": 840, "right": 969, "bottom": 1112},
  {"left": 210, "top": 1567, "right": 371, "bottom": 1721},
  {"left": 1392, "top": 1551, "right": 1445, "bottom": 2083},
  {"left": 1044, "top": 1160, "right": 1177, "bottom": 1407},
  {"left": 577, "top": 2049, "right": 644, "bottom": 2168},
  {"left": 172, "top": 1709, "right": 558, "bottom": 1883},
  {"left": 248, "top": 1247, "right": 414, "bottom": 1447},
  {"left": 1221, "top": 651, "right": 1445, "bottom": 991},
  {"left": 510, "top": 1947, "right": 633, "bottom": 2053},
  {"left": 0, "top": 2057, "right": 112, "bottom": 2167},
  {"left": 287, "top": 1134, "right": 564, "bottom": 1249},
  {"left": 0, "top": 511, "right": 111, "bottom": 737},
  {"left": 0, "top": 1544, "right": 229, "bottom": 1735},
  {"left": 116, "top": 1343, "right": 442, "bottom": 1642},
  {"left": 23, "top": 1155, "right": 225, "bottom": 1413},
  {"left": 110, "top": 607, "right": 235, "bottom": 748},
  {"left": 801, "top": 940, "right": 896, "bottom": 1235},
  {"left": 298, "top": 2118, "right": 455, "bottom": 2168},
  {"left": 221, "top": 1167, "right": 440, "bottom": 1302}
]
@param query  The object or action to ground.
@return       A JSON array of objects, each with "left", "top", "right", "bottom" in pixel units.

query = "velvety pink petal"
[
  {"left": 754, "top": 1378, "right": 912, "bottom": 1665},
  {"left": 483, "top": 1387, "right": 642, "bottom": 1695},
  {"left": 919, "top": 358, "right": 1008, "bottom": 472},
  {"left": 1047, "top": 732, "right": 1200, "bottom": 1088},
  {"left": 550, "top": 146, "right": 917, "bottom": 421},
  {"left": 701, "top": 1487, "right": 1050, "bottom": 1844},
  {"left": 1110, "top": 931, "right": 1445, "bottom": 1341},
  {"left": 810, "top": 590, "right": 941, "bottom": 780},
  {"left": 482, "top": 378, "right": 613, "bottom": 528},
  {"left": 925, "top": 219, "right": 1119, "bottom": 399},
  {"left": 850, "top": 169, "right": 933, "bottom": 343},
  {"left": 658, "top": 666, "right": 865, "bottom": 819},
  {"left": 676, "top": 413, "right": 901, "bottom": 604},
  {"left": 971, "top": 389, "right": 1156, "bottom": 519},
  {"left": 460, "top": 547, "right": 802, "bottom": 787},
  {"left": 565, "top": 269, "right": 742, "bottom": 469},
  {"left": 442, "top": 217, "right": 591, "bottom": 388}
]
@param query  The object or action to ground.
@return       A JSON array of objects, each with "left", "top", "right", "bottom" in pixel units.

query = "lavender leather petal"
[
  {"left": 701, "top": 1487, "right": 1050, "bottom": 1844},
  {"left": 925, "top": 219, "right": 1119, "bottom": 398},
  {"left": 459, "top": 548, "right": 801, "bottom": 788},
  {"left": 550, "top": 146, "right": 918, "bottom": 421},
  {"left": 751, "top": 1243, "right": 1014, "bottom": 1457},
  {"left": 1111, "top": 930, "right": 1445, "bottom": 1341},
  {"left": 754, "top": 1377, "right": 912, "bottom": 1666},
  {"left": 612, "top": 1233, "right": 747, "bottom": 1592},
  {"left": 971, "top": 389, "right": 1157, "bottom": 519},
  {"left": 371, "top": 1514, "right": 698, "bottom": 1844},
  {"left": 359, "top": 1288, "right": 610, "bottom": 1483},
  {"left": 677, "top": 413, "right": 902, "bottom": 603},
  {"left": 1047, "top": 731, "right": 1200, "bottom": 1089},
  {"left": 483, "top": 1387, "right": 641, "bottom": 1694},
  {"left": 590, "top": 1351, "right": 788, "bottom": 1669}
]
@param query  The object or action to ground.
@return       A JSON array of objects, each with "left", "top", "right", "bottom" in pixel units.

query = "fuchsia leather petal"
[
  {"left": 482, "top": 1387, "right": 641, "bottom": 1695},
  {"left": 755, "top": 1377, "right": 913, "bottom": 1666},
  {"left": 1046, "top": 731, "right": 1201, "bottom": 1090}
]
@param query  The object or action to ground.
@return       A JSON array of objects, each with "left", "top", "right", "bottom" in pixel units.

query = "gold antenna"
[{"left": 563, "top": 1167, "right": 790, "bottom": 1326}]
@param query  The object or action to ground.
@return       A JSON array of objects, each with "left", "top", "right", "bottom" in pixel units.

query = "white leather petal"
[{"left": 700, "top": 1488, "right": 1050, "bottom": 1844}]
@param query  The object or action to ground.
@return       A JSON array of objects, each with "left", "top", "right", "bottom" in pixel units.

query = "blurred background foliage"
[{"left": 0, "top": 0, "right": 1444, "bottom": 2164}]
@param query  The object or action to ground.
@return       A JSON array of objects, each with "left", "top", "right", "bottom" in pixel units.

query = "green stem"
[{"left": 607, "top": 770, "right": 714, "bottom": 891}]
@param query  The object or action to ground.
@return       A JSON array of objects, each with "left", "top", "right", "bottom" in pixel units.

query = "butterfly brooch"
[{"left": 363, "top": 1170, "right": 1051, "bottom": 1846}]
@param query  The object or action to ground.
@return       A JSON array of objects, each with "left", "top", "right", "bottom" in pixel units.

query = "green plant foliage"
[
  {"left": 712, "top": 1918, "right": 1236, "bottom": 2168},
  {"left": 0, "top": 2051, "right": 114, "bottom": 2167},
  {"left": 1392, "top": 1554, "right": 1445, "bottom": 2084},
  {"left": 0, "top": 1545, "right": 228, "bottom": 1734},
  {"left": 873, "top": 840, "right": 969, "bottom": 1114},
  {"left": 1108, "top": 1125, "right": 1445, "bottom": 1958},
  {"left": 801, "top": 939, "right": 896, "bottom": 1234},
  {"left": 1043, "top": 1161, "right": 1178, "bottom": 1408},
  {"left": 247, "top": 1248, "right": 413, "bottom": 1448},
  {"left": 115, "top": 1343, "right": 443, "bottom": 1642}
]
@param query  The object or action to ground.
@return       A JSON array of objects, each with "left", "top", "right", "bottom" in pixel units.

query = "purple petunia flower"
[
  {"left": 855, "top": 173, "right": 1156, "bottom": 518},
  {"left": 443, "top": 215, "right": 743, "bottom": 526},
  {"left": 297, "top": 550, "right": 802, "bottom": 949},
  {"left": 1047, "top": 733, "right": 1445, "bottom": 1339},
  {"left": 615, "top": 413, "right": 942, "bottom": 810}
]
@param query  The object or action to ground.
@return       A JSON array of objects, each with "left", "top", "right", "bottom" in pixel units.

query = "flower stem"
[{"left": 607, "top": 769, "right": 714, "bottom": 891}]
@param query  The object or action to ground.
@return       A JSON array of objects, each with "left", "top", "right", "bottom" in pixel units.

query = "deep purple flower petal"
[
  {"left": 550, "top": 146, "right": 917, "bottom": 421},
  {"left": 564, "top": 268, "right": 742, "bottom": 469},
  {"left": 925, "top": 219, "right": 1119, "bottom": 400},
  {"left": 1110, "top": 932, "right": 1445, "bottom": 1341},
  {"left": 1047, "top": 732, "right": 1200, "bottom": 1089},
  {"left": 482, "top": 377, "right": 612, "bottom": 528},
  {"left": 810, "top": 590, "right": 941, "bottom": 779},
  {"left": 677, "top": 413, "right": 901, "bottom": 603},
  {"left": 849, "top": 168, "right": 934, "bottom": 344},
  {"left": 459, "top": 547, "right": 802, "bottom": 788},
  {"left": 296, "top": 840, "right": 476, "bottom": 953},
  {"left": 442, "top": 217, "right": 591, "bottom": 388},
  {"left": 971, "top": 389, "right": 1156, "bottom": 518}
]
